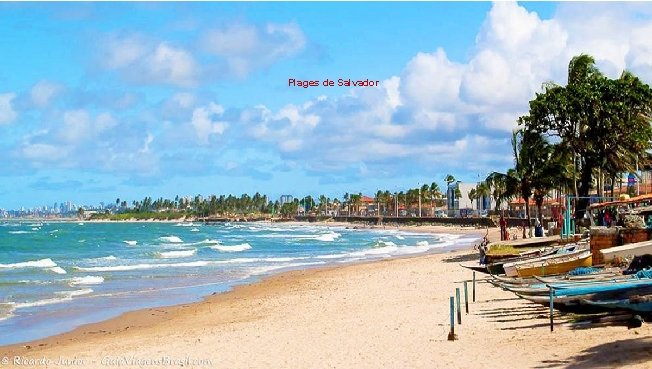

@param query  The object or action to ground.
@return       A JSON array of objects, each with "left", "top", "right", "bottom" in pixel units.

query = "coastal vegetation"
[{"left": 484, "top": 54, "right": 652, "bottom": 232}]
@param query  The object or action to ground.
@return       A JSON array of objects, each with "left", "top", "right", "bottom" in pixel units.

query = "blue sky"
[{"left": 1, "top": 2, "right": 652, "bottom": 209}]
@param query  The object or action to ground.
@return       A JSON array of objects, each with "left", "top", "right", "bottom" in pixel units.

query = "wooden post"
[
  {"left": 549, "top": 286, "right": 554, "bottom": 332},
  {"left": 464, "top": 281, "right": 469, "bottom": 314},
  {"left": 447, "top": 296, "right": 455, "bottom": 341},
  {"left": 472, "top": 272, "right": 476, "bottom": 302},
  {"left": 456, "top": 288, "right": 462, "bottom": 324}
]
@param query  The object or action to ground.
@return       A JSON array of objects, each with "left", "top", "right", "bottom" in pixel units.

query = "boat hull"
[
  {"left": 600, "top": 240, "right": 652, "bottom": 263},
  {"left": 516, "top": 252, "right": 593, "bottom": 277}
]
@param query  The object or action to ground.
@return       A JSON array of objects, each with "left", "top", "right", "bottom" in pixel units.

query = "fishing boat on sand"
[
  {"left": 600, "top": 240, "right": 652, "bottom": 263},
  {"left": 501, "top": 247, "right": 592, "bottom": 277}
]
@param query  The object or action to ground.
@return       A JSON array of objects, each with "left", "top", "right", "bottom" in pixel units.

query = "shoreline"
[
  {"left": 2, "top": 243, "right": 649, "bottom": 368},
  {"left": 0, "top": 224, "right": 491, "bottom": 350}
]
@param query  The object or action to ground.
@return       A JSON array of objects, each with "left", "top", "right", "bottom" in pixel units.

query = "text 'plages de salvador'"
[{"left": 288, "top": 78, "right": 380, "bottom": 88}]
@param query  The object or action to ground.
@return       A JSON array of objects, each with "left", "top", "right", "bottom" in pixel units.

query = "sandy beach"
[{"left": 1, "top": 225, "right": 650, "bottom": 369}]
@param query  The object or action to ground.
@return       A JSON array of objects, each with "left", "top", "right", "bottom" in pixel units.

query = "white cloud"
[
  {"left": 0, "top": 93, "right": 17, "bottom": 124},
  {"left": 56, "top": 110, "right": 120, "bottom": 144},
  {"left": 191, "top": 102, "right": 228, "bottom": 145},
  {"left": 103, "top": 34, "right": 148, "bottom": 69},
  {"left": 235, "top": 2, "right": 652, "bottom": 179},
  {"left": 147, "top": 43, "right": 198, "bottom": 87},
  {"left": 201, "top": 22, "right": 306, "bottom": 77},
  {"left": 30, "top": 81, "right": 63, "bottom": 108},
  {"left": 400, "top": 49, "right": 463, "bottom": 111},
  {"left": 21, "top": 143, "right": 67, "bottom": 162},
  {"left": 100, "top": 35, "right": 198, "bottom": 87}
]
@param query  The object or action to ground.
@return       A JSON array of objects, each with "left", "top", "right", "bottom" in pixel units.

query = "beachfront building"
[
  {"left": 447, "top": 182, "right": 494, "bottom": 217},
  {"left": 279, "top": 195, "right": 293, "bottom": 205}
]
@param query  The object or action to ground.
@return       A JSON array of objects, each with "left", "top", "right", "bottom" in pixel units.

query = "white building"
[{"left": 447, "top": 182, "right": 495, "bottom": 217}]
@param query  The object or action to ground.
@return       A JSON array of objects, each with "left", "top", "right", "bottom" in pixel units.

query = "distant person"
[
  {"left": 535, "top": 219, "right": 543, "bottom": 237},
  {"left": 499, "top": 215, "right": 507, "bottom": 241}
]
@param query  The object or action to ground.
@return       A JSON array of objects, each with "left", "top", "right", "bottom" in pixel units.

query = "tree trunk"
[
  {"left": 575, "top": 163, "right": 595, "bottom": 221},
  {"left": 524, "top": 198, "right": 531, "bottom": 239}
]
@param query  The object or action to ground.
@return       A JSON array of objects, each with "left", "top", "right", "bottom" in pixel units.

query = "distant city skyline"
[{"left": 1, "top": 2, "right": 652, "bottom": 209}]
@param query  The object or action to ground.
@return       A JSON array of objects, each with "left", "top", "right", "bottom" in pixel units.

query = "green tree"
[
  {"left": 524, "top": 54, "right": 652, "bottom": 218},
  {"left": 468, "top": 188, "right": 477, "bottom": 211}
]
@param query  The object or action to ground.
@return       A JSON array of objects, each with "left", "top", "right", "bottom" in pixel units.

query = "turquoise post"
[
  {"left": 549, "top": 286, "right": 554, "bottom": 332},
  {"left": 448, "top": 296, "right": 455, "bottom": 341},
  {"left": 472, "top": 272, "right": 476, "bottom": 302},
  {"left": 464, "top": 281, "right": 469, "bottom": 314},
  {"left": 456, "top": 287, "right": 462, "bottom": 324}
]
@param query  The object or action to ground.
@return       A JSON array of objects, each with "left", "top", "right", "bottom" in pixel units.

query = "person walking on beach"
[{"left": 499, "top": 215, "right": 507, "bottom": 241}]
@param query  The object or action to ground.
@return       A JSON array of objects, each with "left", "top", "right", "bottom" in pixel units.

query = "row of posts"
[
  {"left": 448, "top": 272, "right": 557, "bottom": 341},
  {"left": 448, "top": 272, "right": 476, "bottom": 341}
]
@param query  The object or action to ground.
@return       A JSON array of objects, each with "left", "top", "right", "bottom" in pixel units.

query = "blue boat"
[
  {"left": 552, "top": 280, "right": 652, "bottom": 297},
  {"left": 582, "top": 295, "right": 652, "bottom": 313}
]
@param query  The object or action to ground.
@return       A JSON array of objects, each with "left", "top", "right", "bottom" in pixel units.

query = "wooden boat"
[
  {"left": 581, "top": 295, "right": 652, "bottom": 313},
  {"left": 552, "top": 280, "right": 652, "bottom": 297},
  {"left": 514, "top": 249, "right": 593, "bottom": 277},
  {"left": 486, "top": 247, "right": 557, "bottom": 275},
  {"left": 487, "top": 235, "right": 560, "bottom": 249},
  {"left": 533, "top": 267, "right": 622, "bottom": 284},
  {"left": 459, "top": 261, "right": 488, "bottom": 273},
  {"left": 501, "top": 244, "right": 587, "bottom": 277},
  {"left": 600, "top": 240, "right": 652, "bottom": 263},
  {"left": 507, "top": 275, "right": 648, "bottom": 296}
]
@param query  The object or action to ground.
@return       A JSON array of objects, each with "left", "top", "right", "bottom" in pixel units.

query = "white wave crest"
[
  {"left": 195, "top": 239, "right": 220, "bottom": 245},
  {"left": 158, "top": 249, "right": 197, "bottom": 258},
  {"left": 209, "top": 243, "right": 252, "bottom": 252},
  {"left": 175, "top": 222, "right": 197, "bottom": 227},
  {"left": 257, "top": 231, "right": 341, "bottom": 242},
  {"left": 70, "top": 276, "right": 104, "bottom": 286},
  {"left": 158, "top": 236, "right": 183, "bottom": 243},
  {"left": 373, "top": 240, "right": 397, "bottom": 248},
  {"left": 76, "top": 261, "right": 212, "bottom": 272},
  {"left": 190, "top": 228, "right": 200, "bottom": 232},
  {"left": 0, "top": 258, "right": 57, "bottom": 269},
  {"left": 49, "top": 266, "right": 67, "bottom": 274},
  {"left": 14, "top": 288, "right": 93, "bottom": 309},
  {"left": 8, "top": 230, "right": 31, "bottom": 234}
]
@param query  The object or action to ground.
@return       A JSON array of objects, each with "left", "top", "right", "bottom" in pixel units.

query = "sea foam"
[
  {"left": 209, "top": 243, "right": 252, "bottom": 252},
  {"left": 49, "top": 266, "right": 67, "bottom": 275},
  {"left": 0, "top": 258, "right": 57, "bottom": 269},
  {"left": 158, "top": 236, "right": 183, "bottom": 243},
  {"left": 158, "top": 249, "right": 197, "bottom": 258},
  {"left": 70, "top": 276, "right": 104, "bottom": 286}
]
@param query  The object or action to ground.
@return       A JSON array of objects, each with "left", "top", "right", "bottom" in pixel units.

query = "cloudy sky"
[{"left": 1, "top": 2, "right": 652, "bottom": 209}]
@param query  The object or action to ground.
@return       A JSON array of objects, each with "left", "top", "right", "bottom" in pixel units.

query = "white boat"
[{"left": 600, "top": 240, "right": 652, "bottom": 263}]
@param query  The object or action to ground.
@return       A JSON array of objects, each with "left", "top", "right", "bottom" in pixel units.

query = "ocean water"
[{"left": 0, "top": 221, "right": 478, "bottom": 345}]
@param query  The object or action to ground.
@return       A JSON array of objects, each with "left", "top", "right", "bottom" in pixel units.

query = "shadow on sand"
[
  {"left": 535, "top": 337, "right": 652, "bottom": 369},
  {"left": 443, "top": 252, "right": 479, "bottom": 263}
]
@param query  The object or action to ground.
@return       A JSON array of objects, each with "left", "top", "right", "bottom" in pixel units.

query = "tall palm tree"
[{"left": 468, "top": 188, "right": 477, "bottom": 211}]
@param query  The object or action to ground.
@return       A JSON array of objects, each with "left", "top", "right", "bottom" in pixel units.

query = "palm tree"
[
  {"left": 475, "top": 182, "right": 490, "bottom": 212},
  {"left": 468, "top": 188, "right": 477, "bottom": 211}
]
